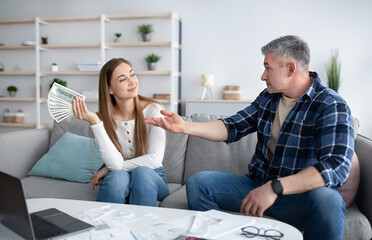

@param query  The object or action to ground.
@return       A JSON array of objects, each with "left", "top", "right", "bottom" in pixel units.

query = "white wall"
[{"left": 1, "top": 0, "right": 371, "bottom": 137}]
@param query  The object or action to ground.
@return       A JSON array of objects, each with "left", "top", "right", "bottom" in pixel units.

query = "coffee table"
[{"left": 0, "top": 198, "right": 302, "bottom": 240}]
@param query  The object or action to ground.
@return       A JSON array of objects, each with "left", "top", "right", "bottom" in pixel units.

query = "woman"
[{"left": 72, "top": 58, "right": 169, "bottom": 206}]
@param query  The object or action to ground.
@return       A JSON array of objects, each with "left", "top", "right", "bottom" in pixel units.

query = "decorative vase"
[
  {"left": 142, "top": 34, "right": 151, "bottom": 42},
  {"left": 147, "top": 62, "right": 156, "bottom": 71},
  {"left": 9, "top": 91, "right": 16, "bottom": 97}
]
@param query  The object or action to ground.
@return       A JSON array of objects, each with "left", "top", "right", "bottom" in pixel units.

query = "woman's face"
[{"left": 109, "top": 62, "right": 139, "bottom": 100}]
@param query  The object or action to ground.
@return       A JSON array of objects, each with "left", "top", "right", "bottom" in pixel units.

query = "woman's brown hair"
[{"left": 97, "top": 58, "right": 159, "bottom": 159}]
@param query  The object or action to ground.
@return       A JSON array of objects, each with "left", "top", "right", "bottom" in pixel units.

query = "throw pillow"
[
  {"left": 28, "top": 132, "right": 103, "bottom": 183},
  {"left": 337, "top": 153, "right": 360, "bottom": 208},
  {"left": 49, "top": 116, "right": 91, "bottom": 149}
]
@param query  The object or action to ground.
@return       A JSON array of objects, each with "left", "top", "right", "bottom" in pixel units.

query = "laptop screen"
[{"left": 0, "top": 171, "right": 35, "bottom": 240}]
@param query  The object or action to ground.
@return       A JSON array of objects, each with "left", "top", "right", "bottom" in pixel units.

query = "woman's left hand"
[
  {"left": 72, "top": 97, "right": 100, "bottom": 125},
  {"left": 91, "top": 166, "right": 110, "bottom": 191}
]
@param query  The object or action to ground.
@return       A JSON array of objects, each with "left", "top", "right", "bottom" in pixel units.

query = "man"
[{"left": 144, "top": 35, "right": 354, "bottom": 239}]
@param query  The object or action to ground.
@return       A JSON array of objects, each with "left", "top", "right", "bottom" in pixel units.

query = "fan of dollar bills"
[{"left": 47, "top": 83, "right": 86, "bottom": 122}]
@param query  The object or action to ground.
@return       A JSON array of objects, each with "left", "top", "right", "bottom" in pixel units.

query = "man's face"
[{"left": 261, "top": 53, "right": 290, "bottom": 94}]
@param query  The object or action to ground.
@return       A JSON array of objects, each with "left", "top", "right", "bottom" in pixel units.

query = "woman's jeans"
[
  {"left": 96, "top": 166, "right": 169, "bottom": 206},
  {"left": 186, "top": 171, "right": 345, "bottom": 240}
]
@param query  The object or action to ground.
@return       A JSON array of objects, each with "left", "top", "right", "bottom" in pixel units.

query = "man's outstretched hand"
[{"left": 144, "top": 110, "right": 186, "bottom": 134}]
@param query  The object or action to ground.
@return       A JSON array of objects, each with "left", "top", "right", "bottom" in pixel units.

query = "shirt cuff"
[{"left": 219, "top": 118, "right": 236, "bottom": 143}]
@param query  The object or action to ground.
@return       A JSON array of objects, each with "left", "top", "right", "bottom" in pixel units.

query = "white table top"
[{"left": 1, "top": 198, "right": 302, "bottom": 240}]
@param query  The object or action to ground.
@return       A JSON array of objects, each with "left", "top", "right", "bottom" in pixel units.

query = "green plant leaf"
[
  {"left": 7, "top": 85, "right": 17, "bottom": 92},
  {"left": 49, "top": 78, "right": 67, "bottom": 89},
  {"left": 326, "top": 49, "right": 341, "bottom": 93},
  {"left": 138, "top": 24, "right": 154, "bottom": 34},
  {"left": 145, "top": 53, "right": 161, "bottom": 63}
]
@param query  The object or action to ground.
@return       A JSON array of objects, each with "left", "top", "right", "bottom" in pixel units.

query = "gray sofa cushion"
[
  {"left": 22, "top": 176, "right": 97, "bottom": 201},
  {"left": 343, "top": 202, "right": 372, "bottom": 240},
  {"left": 0, "top": 128, "right": 50, "bottom": 179},
  {"left": 49, "top": 116, "right": 92, "bottom": 149},
  {"left": 163, "top": 116, "right": 191, "bottom": 184},
  {"left": 183, "top": 114, "right": 257, "bottom": 183},
  {"left": 160, "top": 185, "right": 188, "bottom": 209},
  {"left": 163, "top": 132, "right": 189, "bottom": 184}
]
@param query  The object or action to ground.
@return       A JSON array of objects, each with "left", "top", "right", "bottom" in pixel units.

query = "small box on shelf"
[
  {"left": 153, "top": 93, "right": 170, "bottom": 100},
  {"left": 223, "top": 85, "right": 240, "bottom": 100}
]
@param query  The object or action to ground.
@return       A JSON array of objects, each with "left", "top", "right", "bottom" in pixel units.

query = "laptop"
[{"left": 0, "top": 171, "right": 94, "bottom": 240}]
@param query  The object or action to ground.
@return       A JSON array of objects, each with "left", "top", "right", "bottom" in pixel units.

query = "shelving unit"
[{"left": 0, "top": 12, "right": 182, "bottom": 131}]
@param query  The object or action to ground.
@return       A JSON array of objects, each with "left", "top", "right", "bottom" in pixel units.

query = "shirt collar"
[{"left": 302, "top": 71, "right": 321, "bottom": 101}]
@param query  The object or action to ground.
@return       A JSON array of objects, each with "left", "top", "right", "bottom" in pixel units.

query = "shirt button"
[
  {"left": 127, "top": 131, "right": 129, "bottom": 134},
  {"left": 130, "top": 148, "right": 133, "bottom": 152},
  {"left": 125, "top": 122, "right": 128, "bottom": 125},
  {"left": 128, "top": 140, "right": 131, "bottom": 143}
]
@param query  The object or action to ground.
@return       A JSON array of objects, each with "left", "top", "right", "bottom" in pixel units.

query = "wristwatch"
[{"left": 271, "top": 179, "right": 283, "bottom": 197}]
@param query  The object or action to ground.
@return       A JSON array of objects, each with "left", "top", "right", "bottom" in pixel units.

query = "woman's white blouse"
[{"left": 90, "top": 102, "right": 166, "bottom": 172}]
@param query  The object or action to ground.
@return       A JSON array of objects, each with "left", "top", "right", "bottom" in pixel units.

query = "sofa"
[{"left": 1, "top": 114, "right": 371, "bottom": 239}]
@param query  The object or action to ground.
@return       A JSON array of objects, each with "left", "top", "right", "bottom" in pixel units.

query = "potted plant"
[
  {"left": 49, "top": 78, "right": 67, "bottom": 89},
  {"left": 114, "top": 32, "right": 122, "bottom": 42},
  {"left": 145, "top": 53, "right": 161, "bottom": 71},
  {"left": 138, "top": 24, "right": 154, "bottom": 42},
  {"left": 326, "top": 49, "right": 341, "bottom": 93},
  {"left": 51, "top": 63, "right": 59, "bottom": 72},
  {"left": 7, "top": 85, "right": 17, "bottom": 97}
]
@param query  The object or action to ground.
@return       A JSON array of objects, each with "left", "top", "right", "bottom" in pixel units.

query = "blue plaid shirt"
[{"left": 221, "top": 72, "right": 354, "bottom": 188}]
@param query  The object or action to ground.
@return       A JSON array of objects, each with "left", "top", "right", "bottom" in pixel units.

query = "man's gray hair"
[{"left": 261, "top": 35, "right": 310, "bottom": 71}]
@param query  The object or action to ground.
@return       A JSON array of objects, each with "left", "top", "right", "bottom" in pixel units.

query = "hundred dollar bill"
[
  {"left": 47, "top": 83, "right": 86, "bottom": 122},
  {"left": 49, "top": 83, "right": 86, "bottom": 103}
]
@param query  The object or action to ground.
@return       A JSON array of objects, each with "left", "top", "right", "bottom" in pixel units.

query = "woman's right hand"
[
  {"left": 91, "top": 166, "right": 110, "bottom": 191},
  {"left": 72, "top": 97, "right": 100, "bottom": 125}
]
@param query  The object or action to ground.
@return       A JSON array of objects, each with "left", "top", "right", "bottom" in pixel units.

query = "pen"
[{"left": 130, "top": 230, "right": 138, "bottom": 240}]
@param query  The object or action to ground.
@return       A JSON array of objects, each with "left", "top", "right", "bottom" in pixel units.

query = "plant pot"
[
  {"left": 114, "top": 37, "right": 120, "bottom": 43},
  {"left": 8, "top": 91, "right": 16, "bottom": 97},
  {"left": 142, "top": 34, "right": 151, "bottom": 42},
  {"left": 51, "top": 65, "right": 59, "bottom": 72},
  {"left": 147, "top": 62, "right": 156, "bottom": 71}
]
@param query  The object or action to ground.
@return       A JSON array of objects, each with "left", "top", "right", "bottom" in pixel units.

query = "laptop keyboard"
[{"left": 31, "top": 214, "right": 68, "bottom": 239}]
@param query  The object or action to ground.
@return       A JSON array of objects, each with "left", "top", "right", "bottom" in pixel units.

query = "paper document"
[
  {"left": 65, "top": 205, "right": 137, "bottom": 240},
  {"left": 168, "top": 210, "right": 255, "bottom": 239}
]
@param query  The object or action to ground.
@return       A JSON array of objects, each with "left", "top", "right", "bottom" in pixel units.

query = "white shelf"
[
  {"left": 0, "top": 122, "right": 52, "bottom": 128},
  {"left": 0, "top": 45, "right": 35, "bottom": 50},
  {"left": 41, "top": 71, "right": 99, "bottom": 76},
  {"left": 41, "top": 44, "right": 101, "bottom": 49},
  {"left": 106, "top": 42, "right": 171, "bottom": 48},
  {"left": 0, "top": 18, "right": 35, "bottom": 24},
  {"left": 0, "top": 72, "right": 35, "bottom": 76},
  {"left": 0, "top": 97, "right": 37, "bottom": 102},
  {"left": 106, "top": 13, "right": 172, "bottom": 20},
  {"left": 41, "top": 15, "right": 101, "bottom": 23}
]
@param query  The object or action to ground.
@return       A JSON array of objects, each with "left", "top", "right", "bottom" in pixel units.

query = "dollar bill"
[
  {"left": 49, "top": 83, "right": 85, "bottom": 103},
  {"left": 47, "top": 83, "right": 86, "bottom": 123}
]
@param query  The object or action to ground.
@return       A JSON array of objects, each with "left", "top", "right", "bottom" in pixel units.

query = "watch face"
[{"left": 272, "top": 179, "right": 283, "bottom": 195}]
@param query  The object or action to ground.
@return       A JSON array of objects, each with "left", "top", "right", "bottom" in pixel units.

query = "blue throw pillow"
[{"left": 28, "top": 132, "right": 103, "bottom": 183}]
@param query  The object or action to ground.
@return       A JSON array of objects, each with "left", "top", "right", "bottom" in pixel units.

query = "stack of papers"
[{"left": 77, "top": 61, "right": 102, "bottom": 71}]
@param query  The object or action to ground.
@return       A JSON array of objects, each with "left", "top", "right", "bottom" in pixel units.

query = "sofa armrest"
[
  {"left": 0, "top": 128, "right": 51, "bottom": 178},
  {"left": 355, "top": 134, "right": 372, "bottom": 226}
]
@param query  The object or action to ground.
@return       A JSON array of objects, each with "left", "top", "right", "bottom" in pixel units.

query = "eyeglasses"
[{"left": 241, "top": 226, "right": 284, "bottom": 240}]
